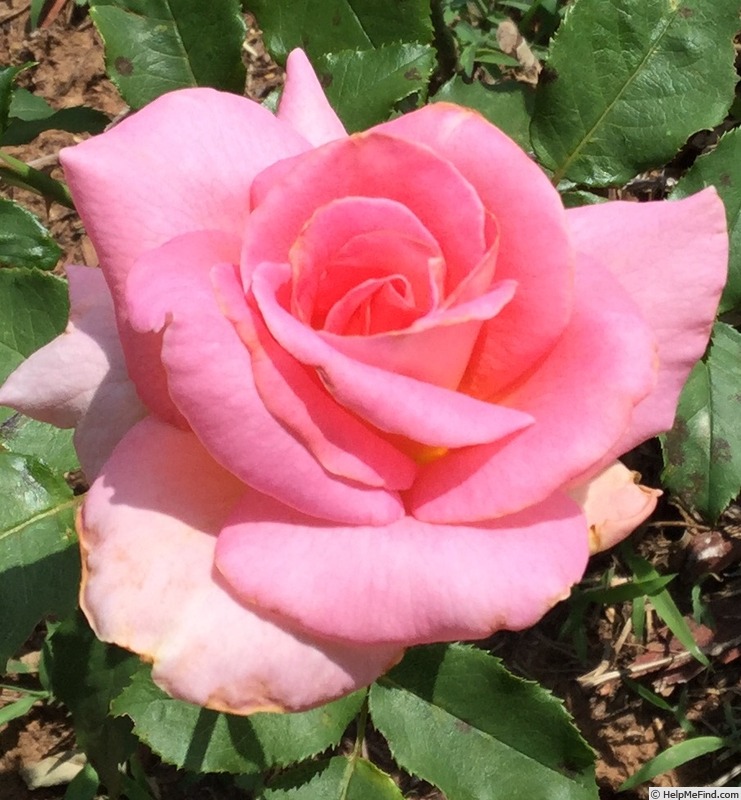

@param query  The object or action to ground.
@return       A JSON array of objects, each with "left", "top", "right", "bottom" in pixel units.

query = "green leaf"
[
  {"left": 0, "top": 268, "right": 69, "bottom": 388},
  {"left": 560, "top": 190, "right": 607, "bottom": 208},
  {"left": 0, "top": 268, "right": 76, "bottom": 663},
  {"left": 47, "top": 613, "right": 141, "bottom": 797},
  {"left": 111, "top": 668, "right": 364, "bottom": 774},
  {"left": 0, "top": 692, "right": 41, "bottom": 726},
  {"left": 0, "top": 199, "right": 61, "bottom": 270},
  {"left": 0, "top": 269, "right": 69, "bottom": 381},
  {"left": 576, "top": 574, "right": 675, "bottom": 606},
  {"left": 264, "top": 756, "right": 404, "bottom": 800},
  {"left": 632, "top": 595, "right": 647, "bottom": 641},
  {"left": 0, "top": 452, "right": 79, "bottom": 666},
  {"left": 251, "top": 0, "right": 432, "bottom": 63},
  {"left": 369, "top": 644, "right": 598, "bottom": 800},
  {"left": 0, "top": 64, "right": 31, "bottom": 136},
  {"left": 432, "top": 77, "right": 534, "bottom": 150},
  {"left": 621, "top": 676, "right": 678, "bottom": 716},
  {"left": 8, "top": 108, "right": 109, "bottom": 141},
  {"left": 621, "top": 545, "right": 709, "bottom": 666},
  {"left": 7, "top": 88, "right": 58, "bottom": 121},
  {"left": 0, "top": 266, "right": 77, "bottom": 478},
  {"left": 620, "top": 736, "right": 726, "bottom": 790},
  {"left": 63, "top": 762, "right": 100, "bottom": 800},
  {"left": 671, "top": 127, "right": 741, "bottom": 313},
  {"left": 122, "top": 755, "right": 157, "bottom": 800},
  {"left": 4, "top": 89, "right": 109, "bottom": 146},
  {"left": 89, "top": 0, "right": 246, "bottom": 110},
  {"left": 29, "top": 0, "right": 45, "bottom": 28},
  {"left": 316, "top": 44, "right": 435, "bottom": 132},
  {"left": 662, "top": 323, "right": 741, "bottom": 521},
  {"left": 531, "top": 0, "right": 739, "bottom": 186},
  {"left": 0, "top": 415, "right": 78, "bottom": 475}
]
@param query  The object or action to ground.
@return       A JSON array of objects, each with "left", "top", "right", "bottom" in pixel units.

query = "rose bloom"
[{"left": 1, "top": 51, "right": 727, "bottom": 714}]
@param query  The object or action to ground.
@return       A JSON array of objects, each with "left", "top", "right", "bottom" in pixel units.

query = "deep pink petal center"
[{"left": 289, "top": 196, "right": 446, "bottom": 330}]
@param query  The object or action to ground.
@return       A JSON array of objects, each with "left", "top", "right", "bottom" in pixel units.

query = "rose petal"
[
  {"left": 410, "top": 254, "right": 658, "bottom": 523},
  {"left": 215, "top": 489, "right": 589, "bottom": 644},
  {"left": 80, "top": 417, "right": 403, "bottom": 714},
  {"left": 0, "top": 266, "right": 146, "bottom": 478},
  {"left": 126, "top": 231, "right": 404, "bottom": 524},
  {"left": 61, "top": 89, "right": 310, "bottom": 300},
  {"left": 290, "top": 196, "right": 445, "bottom": 326},
  {"left": 376, "top": 103, "right": 573, "bottom": 396},
  {"left": 250, "top": 262, "right": 535, "bottom": 449},
  {"left": 277, "top": 49, "right": 347, "bottom": 146},
  {"left": 214, "top": 263, "right": 418, "bottom": 490},
  {"left": 320, "top": 272, "right": 516, "bottom": 389},
  {"left": 245, "top": 132, "right": 490, "bottom": 294},
  {"left": 60, "top": 88, "right": 312, "bottom": 424},
  {"left": 0, "top": 266, "right": 116, "bottom": 427},
  {"left": 568, "top": 462, "right": 662, "bottom": 554},
  {"left": 566, "top": 189, "right": 728, "bottom": 456},
  {"left": 322, "top": 273, "right": 421, "bottom": 335}
]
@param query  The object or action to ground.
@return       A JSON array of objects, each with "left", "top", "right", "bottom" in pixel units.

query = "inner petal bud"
[
  {"left": 288, "top": 196, "right": 445, "bottom": 328},
  {"left": 324, "top": 273, "right": 418, "bottom": 336}
]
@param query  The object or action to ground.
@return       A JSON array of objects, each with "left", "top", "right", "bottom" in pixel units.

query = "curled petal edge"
[{"left": 568, "top": 462, "right": 661, "bottom": 555}]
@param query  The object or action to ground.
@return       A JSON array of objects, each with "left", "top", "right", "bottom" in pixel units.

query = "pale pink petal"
[
  {"left": 216, "top": 489, "right": 589, "bottom": 644},
  {"left": 568, "top": 462, "right": 662, "bottom": 554},
  {"left": 122, "top": 230, "right": 242, "bottom": 424},
  {"left": 442, "top": 219, "right": 499, "bottom": 307},
  {"left": 376, "top": 103, "right": 573, "bottom": 397},
  {"left": 0, "top": 267, "right": 117, "bottom": 427},
  {"left": 79, "top": 417, "right": 403, "bottom": 714},
  {"left": 61, "top": 89, "right": 310, "bottom": 302},
  {"left": 60, "top": 89, "right": 312, "bottom": 424},
  {"left": 0, "top": 266, "right": 146, "bottom": 478},
  {"left": 244, "top": 132, "right": 489, "bottom": 294},
  {"left": 216, "top": 266, "right": 418, "bottom": 490},
  {"left": 249, "top": 262, "right": 534, "bottom": 449},
  {"left": 409, "top": 255, "right": 658, "bottom": 523},
  {"left": 567, "top": 189, "right": 728, "bottom": 456},
  {"left": 277, "top": 49, "right": 347, "bottom": 146},
  {"left": 126, "top": 231, "right": 404, "bottom": 525}
]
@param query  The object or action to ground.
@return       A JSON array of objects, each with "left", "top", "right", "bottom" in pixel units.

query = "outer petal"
[
  {"left": 215, "top": 490, "right": 589, "bottom": 645},
  {"left": 568, "top": 462, "right": 662, "bottom": 554},
  {"left": 410, "top": 255, "right": 658, "bottom": 523},
  {"left": 376, "top": 103, "right": 573, "bottom": 396},
  {"left": 60, "top": 88, "right": 312, "bottom": 424},
  {"left": 79, "top": 417, "right": 403, "bottom": 714},
  {"left": 567, "top": 190, "right": 728, "bottom": 455},
  {"left": 61, "top": 88, "right": 311, "bottom": 300},
  {"left": 126, "top": 231, "right": 404, "bottom": 525},
  {"left": 277, "top": 49, "right": 347, "bottom": 146},
  {"left": 0, "top": 266, "right": 145, "bottom": 478}
]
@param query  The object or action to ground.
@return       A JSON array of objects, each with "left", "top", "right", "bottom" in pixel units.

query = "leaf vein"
[{"left": 552, "top": 5, "right": 680, "bottom": 184}]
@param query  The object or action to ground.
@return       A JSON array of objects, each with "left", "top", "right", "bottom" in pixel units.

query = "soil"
[{"left": 1, "top": 1, "right": 740, "bottom": 799}]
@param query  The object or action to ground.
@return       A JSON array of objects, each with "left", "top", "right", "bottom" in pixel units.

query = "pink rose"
[{"left": 1, "top": 51, "right": 727, "bottom": 714}]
